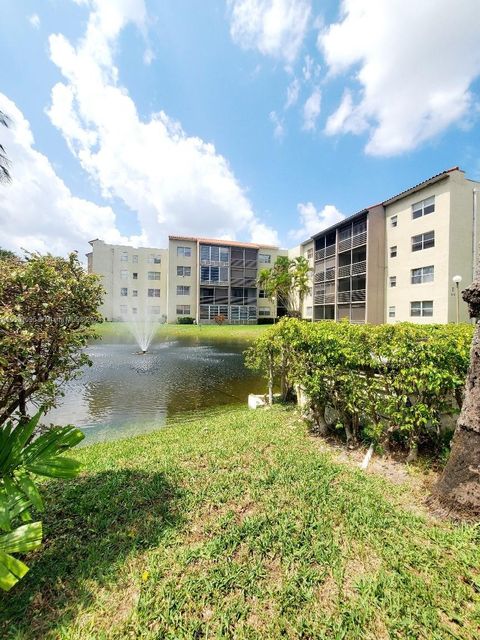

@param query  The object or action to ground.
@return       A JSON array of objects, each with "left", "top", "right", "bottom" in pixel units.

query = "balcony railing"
[
  {"left": 314, "top": 271, "right": 325, "bottom": 283},
  {"left": 338, "top": 231, "right": 368, "bottom": 253},
  {"left": 325, "top": 267, "right": 335, "bottom": 281},
  {"left": 337, "top": 289, "right": 366, "bottom": 303},
  {"left": 325, "top": 245, "right": 335, "bottom": 257},
  {"left": 338, "top": 264, "right": 351, "bottom": 278},
  {"left": 351, "top": 259, "right": 366, "bottom": 275},
  {"left": 200, "top": 279, "right": 229, "bottom": 286},
  {"left": 200, "top": 259, "right": 229, "bottom": 267},
  {"left": 315, "top": 248, "right": 325, "bottom": 261}
]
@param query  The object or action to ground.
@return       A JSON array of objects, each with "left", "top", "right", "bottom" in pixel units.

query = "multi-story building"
[
  {"left": 87, "top": 240, "right": 168, "bottom": 321},
  {"left": 312, "top": 205, "right": 385, "bottom": 323},
  {"left": 88, "top": 236, "right": 286, "bottom": 323},
  {"left": 87, "top": 167, "right": 479, "bottom": 325},
  {"left": 384, "top": 168, "right": 479, "bottom": 323}
]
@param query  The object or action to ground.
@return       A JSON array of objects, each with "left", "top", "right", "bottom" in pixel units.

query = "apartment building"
[
  {"left": 87, "top": 167, "right": 479, "bottom": 325},
  {"left": 384, "top": 168, "right": 479, "bottom": 323},
  {"left": 88, "top": 237, "right": 287, "bottom": 323},
  {"left": 312, "top": 205, "right": 385, "bottom": 323},
  {"left": 87, "top": 240, "right": 168, "bottom": 321},
  {"left": 167, "top": 236, "right": 286, "bottom": 323}
]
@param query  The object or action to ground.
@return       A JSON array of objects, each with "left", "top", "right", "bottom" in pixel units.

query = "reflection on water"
[{"left": 45, "top": 336, "right": 264, "bottom": 445}]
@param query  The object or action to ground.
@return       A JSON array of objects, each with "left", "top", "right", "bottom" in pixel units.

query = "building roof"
[
  {"left": 382, "top": 167, "right": 461, "bottom": 206},
  {"left": 168, "top": 235, "right": 278, "bottom": 250}
]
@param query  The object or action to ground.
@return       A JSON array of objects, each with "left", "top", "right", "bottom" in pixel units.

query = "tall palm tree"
[{"left": 0, "top": 110, "right": 11, "bottom": 183}]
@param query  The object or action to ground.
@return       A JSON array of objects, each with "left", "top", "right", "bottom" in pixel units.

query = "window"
[
  {"left": 258, "top": 307, "right": 270, "bottom": 316},
  {"left": 148, "top": 271, "right": 161, "bottom": 280},
  {"left": 177, "top": 246, "right": 192, "bottom": 257},
  {"left": 148, "top": 288, "right": 160, "bottom": 297},
  {"left": 132, "top": 272, "right": 138, "bottom": 280},
  {"left": 412, "top": 231, "right": 435, "bottom": 252},
  {"left": 132, "top": 255, "right": 138, "bottom": 264},
  {"left": 411, "top": 265, "right": 434, "bottom": 284},
  {"left": 391, "top": 215, "right": 398, "bottom": 228},
  {"left": 389, "top": 276, "right": 397, "bottom": 287},
  {"left": 132, "top": 290, "right": 138, "bottom": 297},
  {"left": 200, "top": 245, "right": 229, "bottom": 263},
  {"left": 120, "top": 304, "right": 128, "bottom": 314},
  {"left": 177, "top": 266, "right": 191, "bottom": 277},
  {"left": 306, "top": 306, "right": 313, "bottom": 316},
  {"left": 176, "top": 305, "right": 191, "bottom": 315},
  {"left": 388, "top": 306, "right": 396, "bottom": 318},
  {"left": 390, "top": 245, "right": 397, "bottom": 258},
  {"left": 200, "top": 265, "right": 229, "bottom": 283},
  {"left": 259, "top": 253, "right": 271, "bottom": 264},
  {"left": 176, "top": 285, "right": 190, "bottom": 296},
  {"left": 132, "top": 307, "right": 138, "bottom": 315},
  {"left": 147, "top": 255, "right": 161, "bottom": 264},
  {"left": 307, "top": 248, "right": 313, "bottom": 260},
  {"left": 120, "top": 252, "right": 128, "bottom": 262},
  {"left": 150, "top": 306, "right": 161, "bottom": 315},
  {"left": 259, "top": 289, "right": 268, "bottom": 298},
  {"left": 412, "top": 196, "right": 435, "bottom": 220},
  {"left": 410, "top": 300, "right": 433, "bottom": 317},
  {"left": 120, "top": 287, "right": 128, "bottom": 296},
  {"left": 120, "top": 269, "right": 128, "bottom": 280}
]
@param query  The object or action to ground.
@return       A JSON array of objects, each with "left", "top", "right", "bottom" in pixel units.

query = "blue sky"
[{"left": 1, "top": 0, "right": 479, "bottom": 256}]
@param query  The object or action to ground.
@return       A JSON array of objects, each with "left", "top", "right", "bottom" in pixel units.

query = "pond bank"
[{"left": 1, "top": 406, "right": 478, "bottom": 639}]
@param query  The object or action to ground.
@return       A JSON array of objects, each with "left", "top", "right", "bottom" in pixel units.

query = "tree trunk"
[
  {"left": 434, "top": 282, "right": 480, "bottom": 517},
  {"left": 268, "top": 354, "right": 274, "bottom": 406}
]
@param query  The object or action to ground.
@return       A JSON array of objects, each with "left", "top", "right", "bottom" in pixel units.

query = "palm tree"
[
  {"left": 258, "top": 256, "right": 311, "bottom": 318},
  {"left": 0, "top": 110, "right": 11, "bottom": 183}
]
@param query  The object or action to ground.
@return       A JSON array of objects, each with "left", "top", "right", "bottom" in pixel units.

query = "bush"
[
  {"left": 257, "top": 317, "right": 275, "bottom": 325},
  {"left": 177, "top": 316, "right": 195, "bottom": 324},
  {"left": 245, "top": 318, "right": 473, "bottom": 458}
]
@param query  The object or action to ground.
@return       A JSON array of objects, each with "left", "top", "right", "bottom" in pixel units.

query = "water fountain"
[{"left": 126, "top": 311, "right": 161, "bottom": 353}]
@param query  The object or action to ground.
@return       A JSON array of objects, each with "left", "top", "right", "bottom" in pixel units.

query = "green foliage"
[
  {"left": 0, "top": 252, "right": 104, "bottom": 423},
  {"left": 258, "top": 255, "right": 311, "bottom": 317},
  {"left": 176, "top": 316, "right": 195, "bottom": 324},
  {"left": 0, "top": 410, "right": 84, "bottom": 591},
  {"left": 246, "top": 318, "right": 473, "bottom": 453}
]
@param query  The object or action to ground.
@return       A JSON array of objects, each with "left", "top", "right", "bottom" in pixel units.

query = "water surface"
[{"left": 46, "top": 334, "right": 264, "bottom": 444}]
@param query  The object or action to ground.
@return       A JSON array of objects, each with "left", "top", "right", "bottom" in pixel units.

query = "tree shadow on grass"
[{"left": 0, "top": 469, "right": 181, "bottom": 638}]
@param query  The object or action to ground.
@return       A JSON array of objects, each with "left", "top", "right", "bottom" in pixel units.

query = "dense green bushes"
[{"left": 245, "top": 318, "right": 473, "bottom": 459}]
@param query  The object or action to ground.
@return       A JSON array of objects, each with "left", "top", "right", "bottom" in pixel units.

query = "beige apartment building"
[
  {"left": 384, "top": 168, "right": 479, "bottom": 323},
  {"left": 87, "top": 167, "right": 479, "bottom": 325}
]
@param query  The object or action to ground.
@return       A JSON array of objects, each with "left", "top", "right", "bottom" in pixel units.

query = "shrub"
[{"left": 177, "top": 316, "right": 195, "bottom": 324}]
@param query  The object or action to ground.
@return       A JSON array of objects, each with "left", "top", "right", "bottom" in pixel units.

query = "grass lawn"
[
  {"left": 1, "top": 406, "right": 479, "bottom": 639},
  {"left": 93, "top": 322, "right": 268, "bottom": 342}
]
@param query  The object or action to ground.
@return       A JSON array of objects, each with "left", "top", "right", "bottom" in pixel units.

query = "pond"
[{"left": 45, "top": 335, "right": 265, "bottom": 445}]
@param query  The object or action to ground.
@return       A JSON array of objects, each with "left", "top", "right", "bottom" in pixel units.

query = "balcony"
[
  {"left": 200, "top": 279, "right": 229, "bottom": 286},
  {"left": 200, "top": 259, "right": 229, "bottom": 267},
  {"left": 351, "top": 260, "right": 366, "bottom": 275},
  {"left": 314, "top": 271, "right": 325, "bottom": 283},
  {"left": 315, "top": 248, "right": 325, "bottom": 261},
  {"left": 337, "top": 289, "right": 366, "bottom": 303},
  {"left": 325, "top": 267, "right": 335, "bottom": 281},
  {"left": 338, "top": 231, "right": 368, "bottom": 253},
  {"left": 338, "top": 264, "right": 351, "bottom": 278}
]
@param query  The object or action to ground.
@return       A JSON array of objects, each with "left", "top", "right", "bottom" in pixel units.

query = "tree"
[
  {"left": 0, "top": 247, "right": 16, "bottom": 261},
  {"left": 258, "top": 256, "right": 311, "bottom": 318},
  {"left": 434, "top": 282, "right": 480, "bottom": 517},
  {"left": 0, "top": 110, "right": 11, "bottom": 184},
  {"left": 0, "top": 252, "right": 104, "bottom": 423}
]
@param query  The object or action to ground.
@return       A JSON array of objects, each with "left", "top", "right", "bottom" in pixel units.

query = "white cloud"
[
  {"left": 0, "top": 93, "right": 134, "bottom": 257},
  {"left": 289, "top": 202, "right": 344, "bottom": 242},
  {"left": 319, "top": 0, "right": 480, "bottom": 155},
  {"left": 46, "top": 0, "right": 278, "bottom": 247},
  {"left": 285, "top": 77, "right": 300, "bottom": 108},
  {"left": 143, "top": 48, "right": 154, "bottom": 65},
  {"left": 269, "top": 110, "right": 284, "bottom": 139},
  {"left": 302, "top": 54, "right": 320, "bottom": 82},
  {"left": 28, "top": 13, "right": 40, "bottom": 29},
  {"left": 228, "top": 0, "right": 311, "bottom": 65},
  {"left": 302, "top": 87, "right": 321, "bottom": 131}
]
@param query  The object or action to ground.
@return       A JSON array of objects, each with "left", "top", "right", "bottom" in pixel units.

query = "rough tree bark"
[{"left": 434, "top": 281, "right": 480, "bottom": 517}]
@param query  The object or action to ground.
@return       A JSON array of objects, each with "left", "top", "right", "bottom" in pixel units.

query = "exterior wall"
[
  {"left": 288, "top": 240, "right": 314, "bottom": 319},
  {"left": 167, "top": 238, "right": 198, "bottom": 322},
  {"left": 365, "top": 205, "right": 386, "bottom": 324},
  {"left": 447, "top": 172, "right": 480, "bottom": 322},
  {"left": 257, "top": 247, "right": 287, "bottom": 320},
  {"left": 89, "top": 240, "right": 168, "bottom": 321}
]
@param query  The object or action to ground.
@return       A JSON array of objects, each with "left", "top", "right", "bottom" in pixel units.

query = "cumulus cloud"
[
  {"left": 302, "top": 87, "right": 321, "bottom": 131},
  {"left": 47, "top": 0, "right": 278, "bottom": 247},
  {"left": 228, "top": 0, "right": 311, "bottom": 65},
  {"left": 0, "top": 93, "right": 134, "bottom": 256},
  {"left": 319, "top": 0, "right": 480, "bottom": 155},
  {"left": 289, "top": 202, "right": 343, "bottom": 242},
  {"left": 28, "top": 14, "right": 40, "bottom": 29}
]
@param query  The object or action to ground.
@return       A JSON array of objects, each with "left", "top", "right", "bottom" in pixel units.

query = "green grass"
[
  {"left": 1, "top": 406, "right": 479, "bottom": 639},
  {"left": 93, "top": 322, "right": 268, "bottom": 342}
]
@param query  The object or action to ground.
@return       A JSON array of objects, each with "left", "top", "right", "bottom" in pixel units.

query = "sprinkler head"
[{"left": 141, "top": 349, "right": 147, "bottom": 354}]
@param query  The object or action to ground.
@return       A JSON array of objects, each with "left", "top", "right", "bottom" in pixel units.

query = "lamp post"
[{"left": 453, "top": 275, "right": 462, "bottom": 324}]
